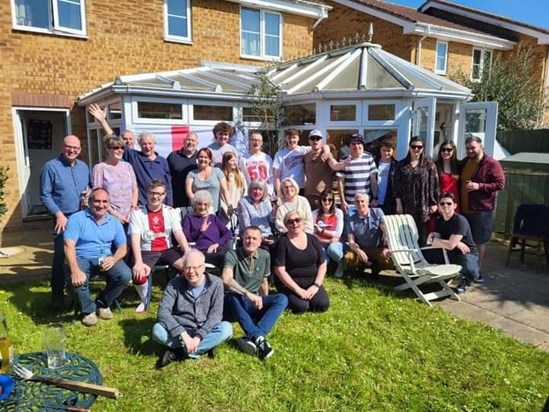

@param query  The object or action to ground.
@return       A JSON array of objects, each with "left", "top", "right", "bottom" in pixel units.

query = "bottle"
[{"left": 0, "top": 313, "right": 13, "bottom": 373}]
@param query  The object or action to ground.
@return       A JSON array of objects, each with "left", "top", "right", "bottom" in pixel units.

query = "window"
[
  {"left": 241, "top": 7, "right": 281, "bottom": 59},
  {"left": 193, "top": 105, "right": 232, "bottom": 121},
  {"left": 164, "top": 0, "right": 191, "bottom": 42},
  {"left": 330, "top": 105, "right": 356, "bottom": 121},
  {"left": 368, "top": 104, "right": 395, "bottom": 121},
  {"left": 471, "top": 48, "right": 492, "bottom": 81},
  {"left": 137, "top": 102, "right": 182, "bottom": 119},
  {"left": 13, "top": 0, "right": 86, "bottom": 36},
  {"left": 435, "top": 41, "right": 448, "bottom": 75},
  {"left": 285, "top": 104, "right": 316, "bottom": 125}
]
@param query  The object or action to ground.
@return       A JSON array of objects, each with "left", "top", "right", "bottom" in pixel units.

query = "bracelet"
[{"left": 313, "top": 282, "right": 321, "bottom": 288}]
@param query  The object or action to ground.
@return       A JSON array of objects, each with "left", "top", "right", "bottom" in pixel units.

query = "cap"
[
  {"left": 350, "top": 133, "right": 364, "bottom": 143},
  {"left": 308, "top": 129, "right": 323, "bottom": 139}
]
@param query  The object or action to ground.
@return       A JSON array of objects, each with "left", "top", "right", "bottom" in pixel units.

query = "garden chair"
[
  {"left": 384, "top": 214, "right": 462, "bottom": 306},
  {"left": 505, "top": 204, "right": 549, "bottom": 268}
]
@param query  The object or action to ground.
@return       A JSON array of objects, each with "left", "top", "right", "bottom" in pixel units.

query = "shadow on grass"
[{"left": 119, "top": 318, "right": 159, "bottom": 356}]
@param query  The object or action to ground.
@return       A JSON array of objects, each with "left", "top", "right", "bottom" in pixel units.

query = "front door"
[{"left": 14, "top": 110, "right": 69, "bottom": 217}]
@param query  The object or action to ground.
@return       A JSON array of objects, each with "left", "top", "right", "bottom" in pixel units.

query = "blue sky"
[{"left": 389, "top": 0, "right": 549, "bottom": 29}]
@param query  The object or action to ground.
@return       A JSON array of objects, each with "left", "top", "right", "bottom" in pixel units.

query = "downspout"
[
  {"left": 312, "top": 6, "right": 329, "bottom": 30},
  {"left": 416, "top": 24, "right": 432, "bottom": 68}
]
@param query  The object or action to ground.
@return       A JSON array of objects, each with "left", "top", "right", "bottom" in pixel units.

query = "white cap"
[{"left": 308, "top": 129, "right": 323, "bottom": 139}]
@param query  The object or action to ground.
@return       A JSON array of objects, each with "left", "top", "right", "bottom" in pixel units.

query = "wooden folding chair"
[
  {"left": 384, "top": 214, "right": 462, "bottom": 306},
  {"left": 506, "top": 204, "right": 549, "bottom": 268}
]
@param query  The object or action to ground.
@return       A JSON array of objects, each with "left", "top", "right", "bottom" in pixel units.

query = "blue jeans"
[
  {"left": 448, "top": 251, "right": 480, "bottom": 284},
  {"left": 151, "top": 321, "right": 233, "bottom": 359},
  {"left": 65, "top": 258, "right": 131, "bottom": 315},
  {"left": 51, "top": 229, "right": 66, "bottom": 298},
  {"left": 326, "top": 242, "right": 346, "bottom": 265},
  {"left": 224, "top": 293, "right": 288, "bottom": 340}
]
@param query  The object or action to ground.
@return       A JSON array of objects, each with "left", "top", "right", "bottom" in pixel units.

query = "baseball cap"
[
  {"left": 308, "top": 130, "right": 323, "bottom": 139},
  {"left": 350, "top": 133, "right": 364, "bottom": 143}
]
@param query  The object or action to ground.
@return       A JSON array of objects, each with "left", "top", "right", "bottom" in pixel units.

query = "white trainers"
[
  {"left": 97, "top": 307, "right": 113, "bottom": 320},
  {"left": 82, "top": 312, "right": 98, "bottom": 326}
]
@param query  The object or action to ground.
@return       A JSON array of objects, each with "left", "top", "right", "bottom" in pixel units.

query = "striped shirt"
[{"left": 336, "top": 153, "right": 378, "bottom": 203}]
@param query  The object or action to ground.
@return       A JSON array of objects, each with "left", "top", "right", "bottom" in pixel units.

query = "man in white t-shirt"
[
  {"left": 239, "top": 130, "right": 274, "bottom": 195},
  {"left": 128, "top": 180, "right": 190, "bottom": 312},
  {"left": 207, "top": 122, "right": 237, "bottom": 167},
  {"left": 273, "top": 128, "right": 331, "bottom": 196}
]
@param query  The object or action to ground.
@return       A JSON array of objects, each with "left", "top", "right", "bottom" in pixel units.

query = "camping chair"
[
  {"left": 506, "top": 204, "right": 549, "bottom": 268},
  {"left": 384, "top": 214, "right": 462, "bottom": 306}
]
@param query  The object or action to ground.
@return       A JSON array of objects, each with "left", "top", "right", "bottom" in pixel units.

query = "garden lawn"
[{"left": 1, "top": 276, "right": 548, "bottom": 411}]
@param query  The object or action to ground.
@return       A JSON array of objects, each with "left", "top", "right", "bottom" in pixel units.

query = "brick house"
[
  {"left": 314, "top": 0, "right": 549, "bottom": 132},
  {"left": 0, "top": 0, "right": 329, "bottom": 236}
]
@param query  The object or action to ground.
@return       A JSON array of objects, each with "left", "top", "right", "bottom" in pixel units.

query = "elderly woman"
[
  {"left": 182, "top": 190, "right": 232, "bottom": 267},
  {"left": 92, "top": 135, "right": 138, "bottom": 224},
  {"left": 275, "top": 177, "right": 314, "bottom": 235},
  {"left": 274, "top": 210, "right": 329, "bottom": 314},
  {"left": 185, "top": 148, "right": 229, "bottom": 214},
  {"left": 237, "top": 180, "right": 276, "bottom": 248}
]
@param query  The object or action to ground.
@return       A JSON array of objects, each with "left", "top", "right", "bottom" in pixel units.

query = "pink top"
[{"left": 93, "top": 161, "right": 137, "bottom": 216}]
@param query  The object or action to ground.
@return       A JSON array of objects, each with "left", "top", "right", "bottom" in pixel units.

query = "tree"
[
  {"left": 244, "top": 71, "right": 285, "bottom": 155},
  {"left": 451, "top": 45, "right": 547, "bottom": 130}
]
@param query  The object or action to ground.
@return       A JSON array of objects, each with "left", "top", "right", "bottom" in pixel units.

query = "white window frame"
[
  {"left": 323, "top": 101, "right": 362, "bottom": 126},
  {"left": 240, "top": 6, "right": 282, "bottom": 60},
  {"left": 11, "top": 0, "right": 87, "bottom": 37},
  {"left": 164, "top": 0, "right": 192, "bottom": 43},
  {"left": 189, "top": 101, "right": 235, "bottom": 126},
  {"left": 471, "top": 48, "right": 493, "bottom": 82},
  {"left": 130, "top": 97, "right": 189, "bottom": 125},
  {"left": 435, "top": 41, "right": 448, "bottom": 75}
]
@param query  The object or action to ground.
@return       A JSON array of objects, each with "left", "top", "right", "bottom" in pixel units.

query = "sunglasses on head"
[
  {"left": 441, "top": 147, "right": 453, "bottom": 153},
  {"left": 439, "top": 201, "right": 453, "bottom": 206},
  {"left": 286, "top": 218, "right": 301, "bottom": 225}
]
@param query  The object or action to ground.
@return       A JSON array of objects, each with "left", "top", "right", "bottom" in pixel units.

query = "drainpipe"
[
  {"left": 416, "top": 24, "right": 432, "bottom": 68},
  {"left": 312, "top": 6, "right": 329, "bottom": 30}
]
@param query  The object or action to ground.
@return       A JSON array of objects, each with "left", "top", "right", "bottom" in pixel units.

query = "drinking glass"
[{"left": 44, "top": 323, "right": 66, "bottom": 369}]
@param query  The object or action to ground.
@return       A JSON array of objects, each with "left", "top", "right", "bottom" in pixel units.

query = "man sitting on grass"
[
  {"left": 222, "top": 226, "right": 288, "bottom": 360},
  {"left": 152, "top": 249, "right": 232, "bottom": 368},
  {"left": 426, "top": 192, "right": 480, "bottom": 295}
]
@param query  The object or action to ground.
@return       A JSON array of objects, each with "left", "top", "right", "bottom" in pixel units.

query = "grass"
[{"left": 1, "top": 276, "right": 548, "bottom": 411}]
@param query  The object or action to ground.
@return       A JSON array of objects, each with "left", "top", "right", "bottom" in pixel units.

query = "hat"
[
  {"left": 308, "top": 130, "right": 323, "bottom": 139},
  {"left": 350, "top": 133, "right": 364, "bottom": 144}
]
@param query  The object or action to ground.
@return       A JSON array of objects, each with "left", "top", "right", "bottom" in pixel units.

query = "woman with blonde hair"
[
  {"left": 220, "top": 151, "right": 247, "bottom": 226},
  {"left": 275, "top": 177, "right": 314, "bottom": 234},
  {"left": 274, "top": 210, "right": 329, "bottom": 314}
]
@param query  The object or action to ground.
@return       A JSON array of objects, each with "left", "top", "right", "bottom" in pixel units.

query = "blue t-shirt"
[{"left": 64, "top": 210, "right": 127, "bottom": 259}]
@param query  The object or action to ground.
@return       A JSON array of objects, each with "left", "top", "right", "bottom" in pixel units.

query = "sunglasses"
[
  {"left": 410, "top": 145, "right": 424, "bottom": 150},
  {"left": 321, "top": 198, "right": 333, "bottom": 202},
  {"left": 309, "top": 136, "right": 322, "bottom": 141},
  {"left": 286, "top": 218, "right": 302, "bottom": 225},
  {"left": 439, "top": 201, "right": 453, "bottom": 206},
  {"left": 441, "top": 147, "right": 453, "bottom": 153},
  {"left": 109, "top": 146, "right": 124, "bottom": 150}
]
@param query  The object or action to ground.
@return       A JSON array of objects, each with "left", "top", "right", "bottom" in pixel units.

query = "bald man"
[{"left": 40, "top": 135, "right": 91, "bottom": 309}]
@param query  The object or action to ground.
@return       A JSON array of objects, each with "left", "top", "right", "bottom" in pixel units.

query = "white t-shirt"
[
  {"left": 272, "top": 146, "right": 312, "bottom": 189},
  {"left": 377, "top": 161, "right": 392, "bottom": 205},
  {"left": 239, "top": 152, "right": 274, "bottom": 194},
  {"left": 128, "top": 205, "right": 181, "bottom": 251}
]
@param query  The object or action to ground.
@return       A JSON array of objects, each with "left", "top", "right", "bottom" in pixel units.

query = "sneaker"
[
  {"left": 82, "top": 312, "right": 98, "bottom": 326},
  {"left": 207, "top": 347, "right": 216, "bottom": 359},
  {"left": 236, "top": 337, "right": 257, "bottom": 356},
  {"left": 474, "top": 273, "right": 485, "bottom": 284},
  {"left": 97, "top": 307, "right": 113, "bottom": 320},
  {"left": 156, "top": 349, "right": 184, "bottom": 369},
  {"left": 455, "top": 277, "right": 470, "bottom": 295},
  {"left": 334, "top": 262, "right": 344, "bottom": 278},
  {"left": 255, "top": 336, "right": 274, "bottom": 360},
  {"left": 135, "top": 302, "right": 147, "bottom": 314}
]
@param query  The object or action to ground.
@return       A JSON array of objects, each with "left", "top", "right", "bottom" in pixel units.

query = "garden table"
[{"left": 1, "top": 351, "right": 102, "bottom": 411}]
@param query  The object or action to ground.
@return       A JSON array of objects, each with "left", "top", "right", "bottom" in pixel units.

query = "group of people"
[{"left": 39, "top": 106, "right": 504, "bottom": 364}]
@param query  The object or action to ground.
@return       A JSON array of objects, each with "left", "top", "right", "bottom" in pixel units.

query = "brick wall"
[{"left": 0, "top": 0, "right": 314, "bottom": 233}]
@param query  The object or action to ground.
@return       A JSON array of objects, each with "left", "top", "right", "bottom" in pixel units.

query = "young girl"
[{"left": 221, "top": 151, "right": 247, "bottom": 228}]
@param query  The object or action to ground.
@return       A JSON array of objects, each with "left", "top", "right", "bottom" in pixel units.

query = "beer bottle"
[{"left": 0, "top": 313, "right": 13, "bottom": 373}]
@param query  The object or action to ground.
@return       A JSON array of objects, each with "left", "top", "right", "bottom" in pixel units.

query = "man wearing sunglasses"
[{"left": 426, "top": 192, "right": 480, "bottom": 294}]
